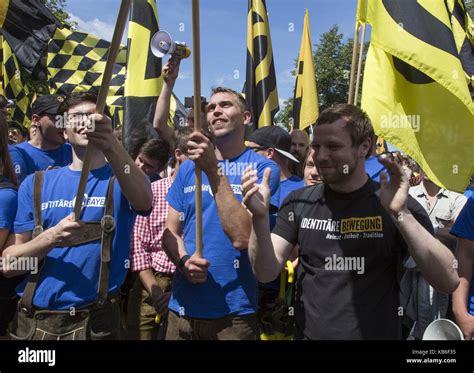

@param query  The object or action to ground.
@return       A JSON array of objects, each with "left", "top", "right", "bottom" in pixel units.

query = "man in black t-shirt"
[{"left": 241, "top": 104, "right": 460, "bottom": 340}]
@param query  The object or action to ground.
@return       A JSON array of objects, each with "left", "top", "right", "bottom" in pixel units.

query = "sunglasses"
[{"left": 247, "top": 146, "right": 269, "bottom": 152}]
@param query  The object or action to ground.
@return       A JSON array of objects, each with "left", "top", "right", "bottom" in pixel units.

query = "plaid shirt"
[{"left": 131, "top": 176, "right": 176, "bottom": 274}]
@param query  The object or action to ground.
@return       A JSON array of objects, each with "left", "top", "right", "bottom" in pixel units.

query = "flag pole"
[
  {"left": 353, "top": 22, "right": 367, "bottom": 106},
  {"left": 348, "top": 20, "right": 361, "bottom": 105},
  {"left": 73, "top": 0, "right": 131, "bottom": 221},
  {"left": 192, "top": 0, "right": 203, "bottom": 258}
]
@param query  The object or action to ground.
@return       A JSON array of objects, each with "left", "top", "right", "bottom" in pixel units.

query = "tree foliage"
[{"left": 42, "top": 0, "right": 77, "bottom": 28}]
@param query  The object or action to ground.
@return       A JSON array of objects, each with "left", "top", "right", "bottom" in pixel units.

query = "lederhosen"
[{"left": 9, "top": 171, "right": 120, "bottom": 340}]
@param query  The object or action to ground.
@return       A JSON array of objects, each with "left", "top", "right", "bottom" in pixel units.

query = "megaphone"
[
  {"left": 150, "top": 31, "right": 191, "bottom": 60},
  {"left": 422, "top": 319, "right": 464, "bottom": 340}
]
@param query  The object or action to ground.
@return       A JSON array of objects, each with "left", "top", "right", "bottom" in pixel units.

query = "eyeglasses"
[{"left": 8, "top": 128, "right": 25, "bottom": 137}]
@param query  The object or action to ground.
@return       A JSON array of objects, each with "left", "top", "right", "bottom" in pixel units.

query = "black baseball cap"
[
  {"left": 31, "top": 94, "right": 65, "bottom": 116},
  {"left": 247, "top": 126, "right": 299, "bottom": 163}
]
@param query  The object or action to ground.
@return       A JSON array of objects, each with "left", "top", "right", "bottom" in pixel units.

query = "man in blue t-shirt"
[
  {"left": 3, "top": 92, "right": 152, "bottom": 340},
  {"left": 451, "top": 196, "right": 474, "bottom": 339},
  {"left": 12, "top": 95, "right": 72, "bottom": 183},
  {"left": 163, "top": 87, "right": 280, "bottom": 340}
]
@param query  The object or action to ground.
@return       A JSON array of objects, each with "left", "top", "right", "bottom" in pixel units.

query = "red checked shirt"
[{"left": 131, "top": 176, "right": 176, "bottom": 274}]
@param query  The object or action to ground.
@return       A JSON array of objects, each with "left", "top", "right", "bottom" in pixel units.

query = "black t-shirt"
[{"left": 273, "top": 178, "right": 433, "bottom": 340}]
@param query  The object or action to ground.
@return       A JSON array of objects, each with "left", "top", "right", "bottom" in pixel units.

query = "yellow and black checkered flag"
[
  {"left": 245, "top": 0, "right": 279, "bottom": 129},
  {"left": 2, "top": 38, "right": 31, "bottom": 126},
  {"left": 360, "top": 0, "right": 474, "bottom": 193},
  {"left": 47, "top": 27, "right": 126, "bottom": 115},
  {"left": 292, "top": 9, "right": 318, "bottom": 131}
]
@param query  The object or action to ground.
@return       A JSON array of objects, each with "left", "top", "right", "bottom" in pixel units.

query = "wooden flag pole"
[
  {"left": 348, "top": 20, "right": 361, "bottom": 105},
  {"left": 192, "top": 0, "right": 203, "bottom": 258},
  {"left": 73, "top": 0, "right": 131, "bottom": 221},
  {"left": 353, "top": 22, "right": 367, "bottom": 106}
]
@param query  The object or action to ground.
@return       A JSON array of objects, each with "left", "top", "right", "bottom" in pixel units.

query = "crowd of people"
[{"left": 0, "top": 59, "right": 472, "bottom": 341}]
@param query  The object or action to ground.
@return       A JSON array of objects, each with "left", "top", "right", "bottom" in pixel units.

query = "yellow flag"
[
  {"left": 292, "top": 9, "right": 318, "bottom": 131},
  {"left": 123, "top": 0, "right": 162, "bottom": 150},
  {"left": 245, "top": 0, "right": 279, "bottom": 129},
  {"left": 360, "top": 0, "right": 474, "bottom": 192}
]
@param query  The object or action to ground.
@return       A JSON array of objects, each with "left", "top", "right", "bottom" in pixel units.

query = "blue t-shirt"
[
  {"left": 14, "top": 163, "right": 143, "bottom": 310},
  {"left": 0, "top": 177, "right": 17, "bottom": 231},
  {"left": 166, "top": 148, "right": 280, "bottom": 318},
  {"left": 450, "top": 196, "right": 474, "bottom": 315},
  {"left": 277, "top": 176, "right": 305, "bottom": 207},
  {"left": 13, "top": 142, "right": 72, "bottom": 182},
  {"left": 465, "top": 188, "right": 474, "bottom": 200},
  {"left": 365, "top": 156, "right": 386, "bottom": 182},
  {"left": 270, "top": 175, "right": 305, "bottom": 228},
  {"left": 8, "top": 144, "right": 33, "bottom": 184}
]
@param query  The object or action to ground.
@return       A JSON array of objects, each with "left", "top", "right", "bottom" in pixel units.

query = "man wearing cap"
[
  {"left": 7, "top": 120, "right": 29, "bottom": 145},
  {"left": 247, "top": 126, "right": 305, "bottom": 213},
  {"left": 12, "top": 95, "right": 72, "bottom": 183}
]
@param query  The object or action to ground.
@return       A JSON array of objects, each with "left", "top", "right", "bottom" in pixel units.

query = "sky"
[{"left": 64, "top": 0, "right": 360, "bottom": 107}]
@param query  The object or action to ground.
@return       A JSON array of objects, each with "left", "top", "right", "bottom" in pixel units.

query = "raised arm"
[
  {"left": 152, "top": 59, "right": 180, "bottom": 145},
  {"left": 242, "top": 167, "right": 293, "bottom": 282},
  {"left": 87, "top": 113, "right": 152, "bottom": 212},
  {"left": 187, "top": 132, "right": 252, "bottom": 250},
  {"left": 379, "top": 156, "right": 459, "bottom": 294}
]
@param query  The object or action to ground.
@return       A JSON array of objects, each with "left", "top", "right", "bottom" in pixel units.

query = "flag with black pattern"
[
  {"left": 2, "top": 38, "right": 31, "bottom": 126},
  {"left": 123, "top": 0, "right": 187, "bottom": 153},
  {"left": 360, "top": 0, "right": 474, "bottom": 193},
  {"left": 292, "top": 9, "right": 318, "bottom": 131},
  {"left": 0, "top": 0, "right": 61, "bottom": 80},
  {"left": 245, "top": 0, "right": 279, "bottom": 130},
  {"left": 47, "top": 27, "right": 126, "bottom": 116}
]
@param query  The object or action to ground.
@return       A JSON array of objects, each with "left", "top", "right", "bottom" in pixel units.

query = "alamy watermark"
[
  {"left": 324, "top": 254, "right": 365, "bottom": 274},
  {"left": 217, "top": 161, "right": 258, "bottom": 177},
  {"left": 55, "top": 113, "right": 96, "bottom": 132},
  {"left": 0, "top": 255, "right": 38, "bottom": 274},
  {"left": 380, "top": 113, "right": 420, "bottom": 132}
]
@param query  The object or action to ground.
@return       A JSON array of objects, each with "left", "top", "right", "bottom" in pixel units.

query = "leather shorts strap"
[
  {"left": 21, "top": 171, "right": 45, "bottom": 315},
  {"left": 97, "top": 176, "right": 116, "bottom": 304},
  {"left": 56, "top": 222, "right": 102, "bottom": 247},
  {"left": 32, "top": 171, "right": 44, "bottom": 239}
]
